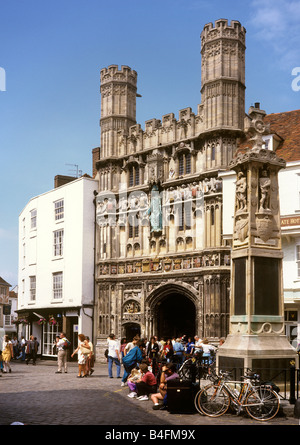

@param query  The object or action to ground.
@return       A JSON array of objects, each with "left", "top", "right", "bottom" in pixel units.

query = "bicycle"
[
  {"left": 178, "top": 351, "right": 216, "bottom": 381},
  {"left": 194, "top": 370, "right": 280, "bottom": 421}
]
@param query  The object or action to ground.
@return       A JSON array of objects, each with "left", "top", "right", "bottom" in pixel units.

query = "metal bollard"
[
  {"left": 290, "top": 361, "right": 296, "bottom": 405},
  {"left": 294, "top": 398, "right": 300, "bottom": 425}
]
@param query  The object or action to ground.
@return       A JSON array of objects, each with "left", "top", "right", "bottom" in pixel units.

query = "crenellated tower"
[
  {"left": 100, "top": 65, "right": 138, "bottom": 158},
  {"left": 201, "top": 19, "right": 246, "bottom": 132}
]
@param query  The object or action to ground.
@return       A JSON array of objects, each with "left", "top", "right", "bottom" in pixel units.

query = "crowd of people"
[
  {"left": 0, "top": 334, "right": 41, "bottom": 375},
  {"left": 106, "top": 333, "right": 223, "bottom": 410},
  {"left": 0, "top": 332, "right": 95, "bottom": 378},
  {"left": 1, "top": 331, "right": 222, "bottom": 412}
]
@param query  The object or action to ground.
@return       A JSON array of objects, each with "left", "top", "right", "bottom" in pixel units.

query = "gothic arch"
[
  {"left": 146, "top": 280, "right": 199, "bottom": 311},
  {"left": 145, "top": 280, "right": 199, "bottom": 339}
]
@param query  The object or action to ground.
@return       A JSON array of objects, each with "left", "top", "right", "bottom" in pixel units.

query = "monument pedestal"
[
  {"left": 217, "top": 333, "right": 297, "bottom": 379},
  {"left": 218, "top": 104, "right": 298, "bottom": 377}
]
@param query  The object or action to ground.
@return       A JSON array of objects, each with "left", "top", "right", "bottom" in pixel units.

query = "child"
[
  {"left": 127, "top": 368, "right": 142, "bottom": 398},
  {"left": 134, "top": 363, "right": 157, "bottom": 401}
]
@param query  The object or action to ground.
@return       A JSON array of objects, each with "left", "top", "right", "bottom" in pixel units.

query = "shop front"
[{"left": 16, "top": 307, "right": 80, "bottom": 361}]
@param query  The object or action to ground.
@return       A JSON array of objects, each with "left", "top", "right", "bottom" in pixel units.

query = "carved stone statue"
[
  {"left": 236, "top": 171, "right": 247, "bottom": 212},
  {"left": 148, "top": 184, "right": 162, "bottom": 232},
  {"left": 259, "top": 169, "right": 271, "bottom": 212}
]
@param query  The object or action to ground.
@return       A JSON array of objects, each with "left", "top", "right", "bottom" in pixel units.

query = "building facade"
[
  {"left": 93, "top": 19, "right": 247, "bottom": 355},
  {"left": 17, "top": 175, "right": 98, "bottom": 359}
]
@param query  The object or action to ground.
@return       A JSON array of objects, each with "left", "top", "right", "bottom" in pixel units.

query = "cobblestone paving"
[{"left": 0, "top": 360, "right": 297, "bottom": 427}]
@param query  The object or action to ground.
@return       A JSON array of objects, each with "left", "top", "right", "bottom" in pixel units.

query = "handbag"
[{"left": 80, "top": 345, "right": 91, "bottom": 354}]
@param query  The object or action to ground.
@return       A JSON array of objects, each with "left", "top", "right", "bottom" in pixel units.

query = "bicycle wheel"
[
  {"left": 194, "top": 384, "right": 230, "bottom": 417},
  {"left": 245, "top": 387, "right": 280, "bottom": 421}
]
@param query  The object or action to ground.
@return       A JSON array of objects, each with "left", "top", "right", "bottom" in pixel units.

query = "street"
[{"left": 0, "top": 359, "right": 298, "bottom": 430}]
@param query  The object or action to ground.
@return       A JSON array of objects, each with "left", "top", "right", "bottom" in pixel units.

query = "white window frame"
[
  {"left": 53, "top": 229, "right": 64, "bottom": 257},
  {"left": 30, "top": 209, "right": 37, "bottom": 229},
  {"left": 54, "top": 199, "right": 64, "bottom": 221},
  {"left": 43, "top": 323, "right": 60, "bottom": 357},
  {"left": 52, "top": 272, "right": 63, "bottom": 300},
  {"left": 29, "top": 276, "right": 36, "bottom": 301}
]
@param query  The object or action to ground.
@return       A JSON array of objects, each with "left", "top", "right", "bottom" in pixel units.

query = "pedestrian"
[
  {"left": 55, "top": 332, "right": 69, "bottom": 374},
  {"left": 134, "top": 363, "right": 157, "bottom": 401},
  {"left": 126, "top": 368, "right": 142, "bottom": 398},
  {"left": 107, "top": 333, "right": 121, "bottom": 379},
  {"left": 12, "top": 337, "right": 18, "bottom": 360},
  {"left": 20, "top": 336, "right": 26, "bottom": 361},
  {"left": 121, "top": 339, "right": 143, "bottom": 386},
  {"left": 162, "top": 339, "right": 173, "bottom": 362},
  {"left": 26, "top": 335, "right": 38, "bottom": 365},
  {"left": 71, "top": 334, "right": 90, "bottom": 378},
  {"left": 151, "top": 362, "right": 179, "bottom": 410},
  {"left": 85, "top": 336, "right": 95, "bottom": 376},
  {"left": 219, "top": 337, "right": 225, "bottom": 347},
  {"left": 173, "top": 338, "right": 184, "bottom": 367},
  {"left": 185, "top": 337, "right": 195, "bottom": 355},
  {"left": 2, "top": 335, "right": 13, "bottom": 373},
  {"left": 200, "top": 338, "right": 216, "bottom": 366},
  {"left": 0, "top": 349, "right": 3, "bottom": 375},
  {"left": 194, "top": 335, "right": 203, "bottom": 355},
  {"left": 120, "top": 338, "right": 127, "bottom": 359},
  {"left": 124, "top": 335, "right": 140, "bottom": 356}
]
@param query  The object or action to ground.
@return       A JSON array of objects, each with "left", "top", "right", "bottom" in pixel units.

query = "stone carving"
[
  {"left": 148, "top": 184, "right": 162, "bottom": 233},
  {"left": 255, "top": 214, "right": 273, "bottom": 243},
  {"left": 124, "top": 300, "right": 141, "bottom": 314},
  {"left": 235, "top": 171, "right": 247, "bottom": 213},
  {"left": 235, "top": 215, "right": 248, "bottom": 243},
  {"left": 259, "top": 169, "right": 271, "bottom": 213}
]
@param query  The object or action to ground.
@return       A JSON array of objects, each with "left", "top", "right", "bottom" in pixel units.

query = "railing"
[{"left": 217, "top": 365, "right": 299, "bottom": 404}]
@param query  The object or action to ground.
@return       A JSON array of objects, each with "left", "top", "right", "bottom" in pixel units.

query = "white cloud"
[{"left": 250, "top": 0, "right": 300, "bottom": 68}]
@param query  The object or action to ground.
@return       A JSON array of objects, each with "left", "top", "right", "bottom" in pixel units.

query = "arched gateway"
[{"left": 145, "top": 281, "right": 199, "bottom": 340}]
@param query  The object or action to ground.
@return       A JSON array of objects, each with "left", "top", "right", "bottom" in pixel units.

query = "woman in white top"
[
  {"left": 71, "top": 334, "right": 91, "bottom": 378},
  {"left": 2, "top": 335, "right": 13, "bottom": 373}
]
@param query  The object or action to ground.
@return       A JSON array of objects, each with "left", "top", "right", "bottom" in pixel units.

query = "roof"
[
  {"left": 0, "top": 277, "right": 11, "bottom": 287},
  {"left": 236, "top": 109, "right": 300, "bottom": 162}
]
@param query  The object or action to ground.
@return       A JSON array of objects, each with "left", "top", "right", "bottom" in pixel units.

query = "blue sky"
[{"left": 1, "top": 0, "right": 300, "bottom": 286}]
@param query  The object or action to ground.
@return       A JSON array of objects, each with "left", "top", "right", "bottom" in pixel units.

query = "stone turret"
[
  {"left": 100, "top": 65, "right": 138, "bottom": 158},
  {"left": 201, "top": 19, "right": 246, "bottom": 132}
]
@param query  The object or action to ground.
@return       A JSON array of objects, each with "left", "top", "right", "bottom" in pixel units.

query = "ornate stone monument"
[{"left": 217, "top": 104, "right": 298, "bottom": 374}]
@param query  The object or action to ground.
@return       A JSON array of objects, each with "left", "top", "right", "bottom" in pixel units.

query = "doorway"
[
  {"left": 124, "top": 323, "right": 141, "bottom": 342},
  {"left": 156, "top": 293, "right": 196, "bottom": 340}
]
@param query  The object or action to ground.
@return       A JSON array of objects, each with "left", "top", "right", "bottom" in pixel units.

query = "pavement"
[{"left": 0, "top": 359, "right": 298, "bottom": 428}]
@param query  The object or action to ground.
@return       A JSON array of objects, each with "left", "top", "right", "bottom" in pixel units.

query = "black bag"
[{"left": 166, "top": 378, "right": 200, "bottom": 414}]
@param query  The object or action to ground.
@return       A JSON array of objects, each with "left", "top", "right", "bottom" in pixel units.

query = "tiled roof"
[
  {"left": 0, "top": 277, "right": 11, "bottom": 287},
  {"left": 236, "top": 109, "right": 300, "bottom": 162}
]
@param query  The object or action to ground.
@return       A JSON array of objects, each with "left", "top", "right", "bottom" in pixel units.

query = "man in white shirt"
[
  {"left": 107, "top": 333, "right": 121, "bottom": 378},
  {"left": 194, "top": 336, "right": 203, "bottom": 354},
  {"left": 55, "top": 332, "right": 68, "bottom": 374}
]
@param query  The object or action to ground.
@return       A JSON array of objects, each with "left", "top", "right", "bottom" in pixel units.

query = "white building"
[
  {"left": 18, "top": 175, "right": 98, "bottom": 359},
  {"left": 221, "top": 108, "right": 300, "bottom": 350}
]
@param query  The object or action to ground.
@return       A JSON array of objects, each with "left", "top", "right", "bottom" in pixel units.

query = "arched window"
[
  {"left": 129, "top": 165, "right": 140, "bottom": 187},
  {"left": 178, "top": 153, "right": 191, "bottom": 176}
]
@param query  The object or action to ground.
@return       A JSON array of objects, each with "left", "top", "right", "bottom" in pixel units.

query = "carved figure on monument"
[
  {"left": 148, "top": 184, "right": 162, "bottom": 233},
  {"left": 234, "top": 215, "right": 248, "bottom": 243},
  {"left": 235, "top": 171, "right": 247, "bottom": 213},
  {"left": 259, "top": 169, "right": 271, "bottom": 213},
  {"left": 119, "top": 196, "right": 128, "bottom": 212}
]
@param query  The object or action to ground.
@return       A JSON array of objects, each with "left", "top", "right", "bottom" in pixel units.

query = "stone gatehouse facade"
[{"left": 92, "top": 19, "right": 246, "bottom": 354}]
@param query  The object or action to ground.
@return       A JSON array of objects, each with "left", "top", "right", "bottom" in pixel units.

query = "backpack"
[
  {"left": 122, "top": 346, "right": 143, "bottom": 366},
  {"left": 62, "top": 339, "right": 71, "bottom": 350}
]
